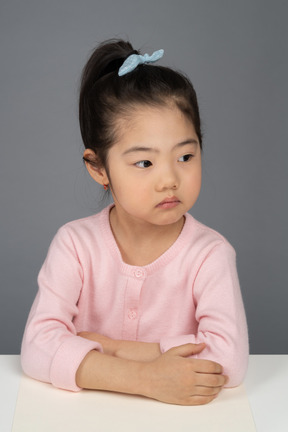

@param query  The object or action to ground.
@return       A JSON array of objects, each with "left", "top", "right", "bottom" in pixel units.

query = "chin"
[{"left": 157, "top": 214, "right": 185, "bottom": 226}]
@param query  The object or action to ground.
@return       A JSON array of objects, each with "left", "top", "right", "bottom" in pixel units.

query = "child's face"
[{"left": 93, "top": 104, "right": 201, "bottom": 227}]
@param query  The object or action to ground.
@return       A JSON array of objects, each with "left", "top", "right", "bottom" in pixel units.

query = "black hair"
[{"left": 79, "top": 39, "right": 202, "bottom": 170}]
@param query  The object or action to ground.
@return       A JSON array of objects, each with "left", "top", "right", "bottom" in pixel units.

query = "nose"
[{"left": 155, "top": 164, "right": 179, "bottom": 192}]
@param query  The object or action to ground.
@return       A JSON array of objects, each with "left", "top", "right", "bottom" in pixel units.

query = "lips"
[{"left": 156, "top": 197, "right": 180, "bottom": 208}]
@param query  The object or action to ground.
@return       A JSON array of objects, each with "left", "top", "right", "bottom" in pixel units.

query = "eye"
[
  {"left": 135, "top": 160, "right": 152, "bottom": 168},
  {"left": 178, "top": 154, "right": 194, "bottom": 162}
]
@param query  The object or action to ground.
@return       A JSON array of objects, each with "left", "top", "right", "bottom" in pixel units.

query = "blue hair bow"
[{"left": 118, "top": 49, "right": 164, "bottom": 76}]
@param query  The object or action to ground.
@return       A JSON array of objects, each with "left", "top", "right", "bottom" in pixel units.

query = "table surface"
[{"left": 1, "top": 355, "right": 288, "bottom": 431}]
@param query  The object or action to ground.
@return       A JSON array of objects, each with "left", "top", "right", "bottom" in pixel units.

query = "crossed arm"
[
  {"left": 21, "top": 230, "right": 247, "bottom": 405},
  {"left": 76, "top": 332, "right": 227, "bottom": 406}
]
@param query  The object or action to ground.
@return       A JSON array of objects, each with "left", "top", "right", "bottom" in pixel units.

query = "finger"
[
  {"left": 190, "top": 358, "right": 223, "bottom": 374},
  {"left": 194, "top": 385, "right": 223, "bottom": 397},
  {"left": 166, "top": 343, "right": 206, "bottom": 358},
  {"left": 184, "top": 395, "right": 217, "bottom": 406},
  {"left": 195, "top": 372, "right": 227, "bottom": 388}
]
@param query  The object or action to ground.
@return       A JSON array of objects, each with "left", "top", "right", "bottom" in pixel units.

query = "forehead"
[{"left": 113, "top": 104, "right": 197, "bottom": 146}]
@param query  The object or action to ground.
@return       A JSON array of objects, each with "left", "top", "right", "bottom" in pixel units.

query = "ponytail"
[{"left": 79, "top": 39, "right": 202, "bottom": 169}]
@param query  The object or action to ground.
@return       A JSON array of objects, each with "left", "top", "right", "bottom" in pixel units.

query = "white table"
[{"left": 1, "top": 355, "right": 287, "bottom": 431}]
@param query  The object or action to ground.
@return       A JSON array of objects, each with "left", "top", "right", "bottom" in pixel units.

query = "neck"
[{"left": 109, "top": 205, "right": 185, "bottom": 266}]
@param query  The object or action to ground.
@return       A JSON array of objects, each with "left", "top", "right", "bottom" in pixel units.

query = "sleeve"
[
  {"left": 160, "top": 242, "right": 249, "bottom": 387},
  {"left": 21, "top": 226, "right": 103, "bottom": 392}
]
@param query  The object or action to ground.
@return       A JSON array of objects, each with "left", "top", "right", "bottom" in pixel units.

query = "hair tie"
[{"left": 118, "top": 49, "right": 164, "bottom": 77}]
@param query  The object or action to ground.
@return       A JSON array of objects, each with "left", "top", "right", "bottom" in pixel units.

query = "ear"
[{"left": 83, "top": 149, "right": 109, "bottom": 187}]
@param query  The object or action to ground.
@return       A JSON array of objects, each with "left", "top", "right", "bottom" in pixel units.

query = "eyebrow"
[{"left": 122, "top": 139, "right": 198, "bottom": 156}]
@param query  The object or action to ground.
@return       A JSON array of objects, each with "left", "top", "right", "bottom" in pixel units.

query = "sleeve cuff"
[{"left": 50, "top": 336, "right": 103, "bottom": 391}]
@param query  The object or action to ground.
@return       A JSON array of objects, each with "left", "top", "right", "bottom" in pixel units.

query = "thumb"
[{"left": 166, "top": 343, "right": 206, "bottom": 358}]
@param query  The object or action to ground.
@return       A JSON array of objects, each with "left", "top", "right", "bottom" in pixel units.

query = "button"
[
  {"left": 134, "top": 269, "right": 145, "bottom": 278},
  {"left": 128, "top": 308, "right": 137, "bottom": 320}
]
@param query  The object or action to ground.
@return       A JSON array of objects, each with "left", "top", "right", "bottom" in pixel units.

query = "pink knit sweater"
[{"left": 21, "top": 205, "right": 249, "bottom": 391}]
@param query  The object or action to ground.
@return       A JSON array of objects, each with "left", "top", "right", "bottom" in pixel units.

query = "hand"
[{"left": 141, "top": 343, "right": 228, "bottom": 405}]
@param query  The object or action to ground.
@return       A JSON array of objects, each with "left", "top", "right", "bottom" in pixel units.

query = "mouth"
[{"left": 156, "top": 197, "right": 181, "bottom": 209}]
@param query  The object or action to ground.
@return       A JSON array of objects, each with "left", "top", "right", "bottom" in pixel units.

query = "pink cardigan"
[{"left": 21, "top": 205, "right": 249, "bottom": 391}]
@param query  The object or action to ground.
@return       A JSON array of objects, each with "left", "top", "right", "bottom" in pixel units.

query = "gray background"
[{"left": 1, "top": 0, "right": 287, "bottom": 354}]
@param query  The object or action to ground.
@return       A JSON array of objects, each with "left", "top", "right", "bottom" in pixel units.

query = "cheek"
[
  {"left": 111, "top": 175, "right": 148, "bottom": 205},
  {"left": 197, "top": 168, "right": 202, "bottom": 187},
  {"left": 187, "top": 166, "right": 201, "bottom": 186},
  {"left": 193, "top": 163, "right": 202, "bottom": 184},
  {"left": 126, "top": 174, "right": 151, "bottom": 191}
]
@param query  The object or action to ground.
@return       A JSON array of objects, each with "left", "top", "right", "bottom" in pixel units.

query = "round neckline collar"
[{"left": 100, "top": 204, "right": 193, "bottom": 276}]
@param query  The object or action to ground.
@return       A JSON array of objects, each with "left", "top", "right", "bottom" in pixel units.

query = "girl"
[{"left": 21, "top": 39, "right": 249, "bottom": 406}]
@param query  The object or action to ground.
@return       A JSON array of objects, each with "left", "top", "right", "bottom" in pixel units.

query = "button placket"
[
  {"left": 134, "top": 268, "right": 146, "bottom": 279},
  {"left": 121, "top": 271, "right": 146, "bottom": 340},
  {"left": 128, "top": 308, "right": 137, "bottom": 320}
]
